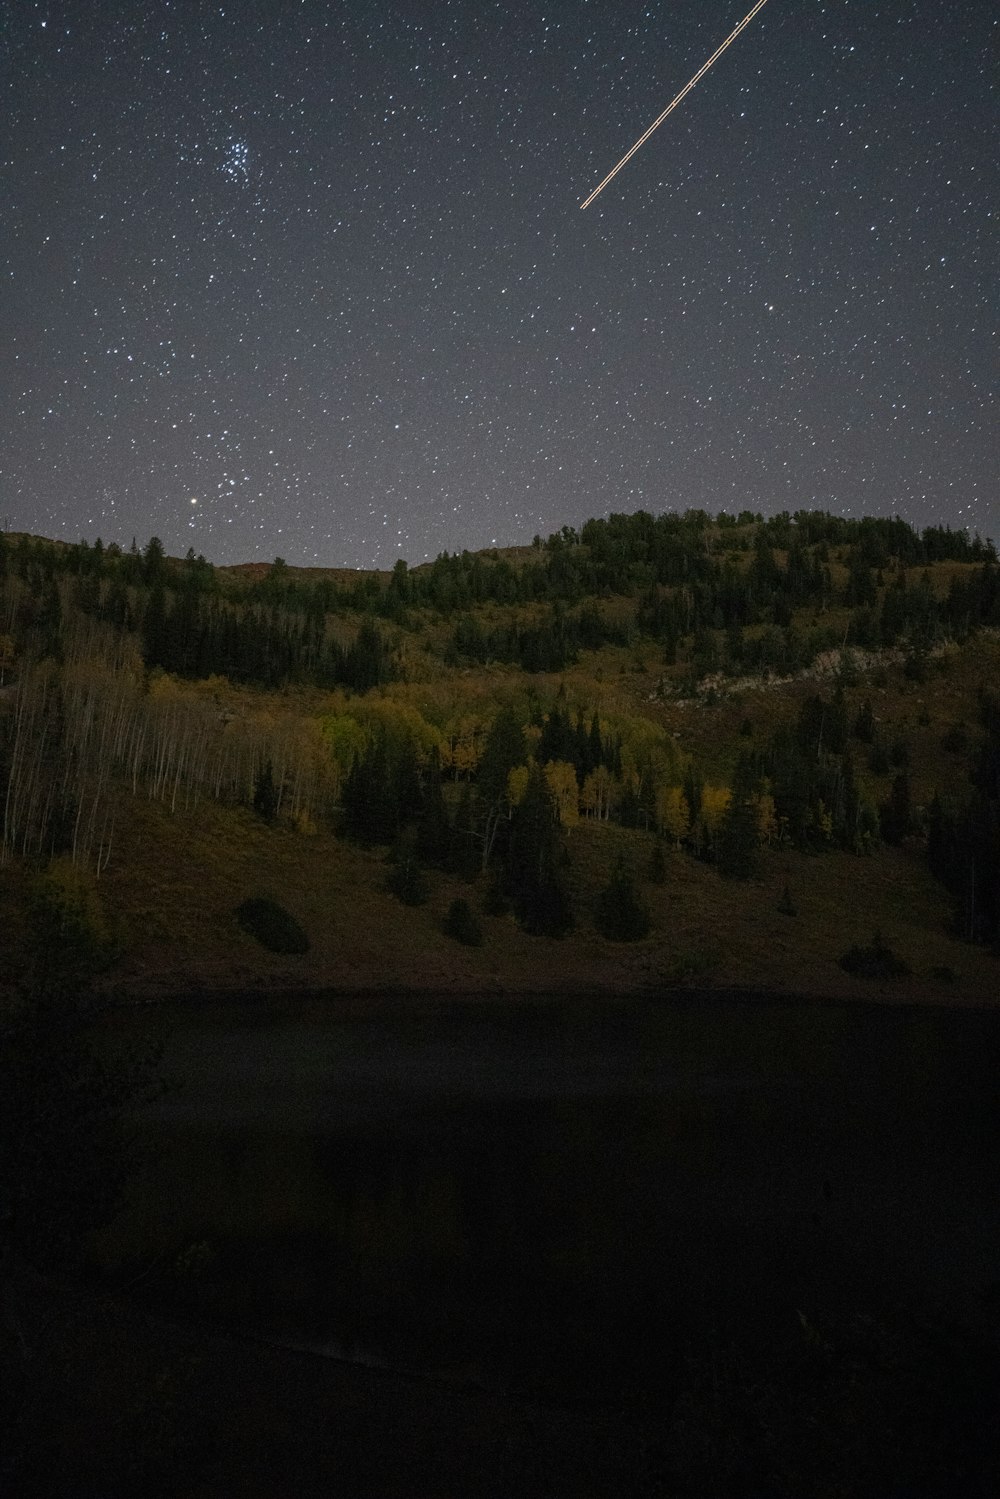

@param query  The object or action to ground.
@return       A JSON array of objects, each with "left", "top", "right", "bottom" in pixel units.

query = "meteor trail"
[{"left": 581, "top": 0, "right": 771, "bottom": 210}]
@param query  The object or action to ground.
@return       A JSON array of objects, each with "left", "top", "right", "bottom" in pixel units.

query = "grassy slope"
[
  {"left": 91, "top": 794, "right": 995, "bottom": 1005},
  {"left": 2, "top": 540, "right": 997, "bottom": 1006}
]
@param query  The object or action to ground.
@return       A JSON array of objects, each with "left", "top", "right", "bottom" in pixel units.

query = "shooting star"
[{"left": 581, "top": 0, "right": 772, "bottom": 210}]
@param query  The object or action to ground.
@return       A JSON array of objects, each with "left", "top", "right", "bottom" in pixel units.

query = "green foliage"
[
  {"left": 340, "top": 734, "right": 401, "bottom": 845},
  {"left": 940, "top": 723, "right": 968, "bottom": 755},
  {"left": 235, "top": 896, "right": 309, "bottom": 954},
  {"left": 717, "top": 772, "right": 761, "bottom": 880},
  {"left": 4, "top": 512, "right": 1000, "bottom": 982},
  {"left": 839, "top": 929, "right": 910, "bottom": 980},
  {"left": 481, "top": 873, "right": 509, "bottom": 915},
  {"left": 447, "top": 782, "right": 481, "bottom": 880},
  {"left": 414, "top": 751, "right": 451, "bottom": 866},
  {"left": 506, "top": 764, "right": 574, "bottom": 937},
  {"left": 252, "top": 758, "right": 279, "bottom": 822},
  {"left": 647, "top": 842, "right": 668, "bottom": 884},
  {"left": 477, "top": 705, "right": 527, "bottom": 808},
  {"left": 387, "top": 850, "right": 429, "bottom": 906},
  {"left": 664, "top": 945, "right": 719, "bottom": 982},
  {"left": 927, "top": 691, "right": 1000, "bottom": 942},
  {"left": 26, "top": 860, "right": 117, "bottom": 1000},
  {"left": 443, "top": 897, "right": 483, "bottom": 946},
  {"left": 777, "top": 883, "right": 798, "bottom": 917},
  {"left": 868, "top": 738, "right": 891, "bottom": 775},
  {"left": 595, "top": 858, "right": 651, "bottom": 941},
  {"left": 879, "top": 773, "right": 912, "bottom": 845}
]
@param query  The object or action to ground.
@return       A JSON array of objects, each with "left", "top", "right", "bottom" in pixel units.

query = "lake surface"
[{"left": 96, "top": 993, "right": 1000, "bottom": 1404}]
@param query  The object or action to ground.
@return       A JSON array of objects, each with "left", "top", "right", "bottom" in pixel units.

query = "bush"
[
  {"left": 387, "top": 856, "right": 428, "bottom": 906},
  {"left": 596, "top": 859, "right": 651, "bottom": 942},
  {"left": 777, "top": 883, "right": 798, "bottom": 917},
  {"left": 839, "top": 929, "right": 909, "bottom": 980},
  {"left": 481, "top": 875, "right": 509, "bottom": 916},
  {"left": 443, "top": 898, "right": 483, "bottom": 946},
  {"left": 27, "top": 859, "right": 118, "bottom": 998},
  {"left": 941, "top": 724, "right": 968, "bottom": 754},
  {"left": 235, "top": 897, "right": 309, "bottom": 954}
]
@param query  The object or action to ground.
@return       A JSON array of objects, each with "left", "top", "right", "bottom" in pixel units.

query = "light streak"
[{"left": 581, "top": 0, "right": 772, "bottom": 210}]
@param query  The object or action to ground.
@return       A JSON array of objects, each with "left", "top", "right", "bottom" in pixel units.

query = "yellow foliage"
[
  {"left": 0, "top": 633, "right": 15, "bottom": 684},
  {"left": 657, "top": 785, "right": 691, "bottom": 842},
  {"left": 544, "top": 760, "right": 580, "bottom": 828},
  {"left": 815, "top": 798, "right": 834, "bottom": 842},
  {"left": 612, "top": 715, "right": 683, "bottom": 787},
  {"left": 33, "top": 857, "right": 111, "bottom": 952},
  {"left": 441, "top": 716, "right": 487, "bottom": 778},
  {"left": 319, "top": 713, "right": 367, "bottom": 774},
  {"left": 362, "top": 700, "right": 445, "bottom": 759},
  {"left": 507, "top": 765, "right": 529, "bottom": 806},
  {"left": 755, "top": 792, "right": 779, "bottom": 844},
  {"left": 581, "top": 765, "right": 617, "bottom": 820},
  {"left": 700, "top": 785, "right": 731, "bottom": 833}
]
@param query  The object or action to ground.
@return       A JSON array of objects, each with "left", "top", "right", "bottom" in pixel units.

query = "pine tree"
[
  {"left": 879, "top": 772, "right": 911, "bottom": 845},
  {"left": 595, "top": 859, "right": 651, "bottom": 941},
  {"left": 718, "top": 766, "right": 761, "bottom": 879},
  {"left": 253, "top": 759, "right": 279, "bottom": 822},
  {"left": 506, "top": 765, "right": 573, "bottom": 937},
  {"left": 415, "top": 748, "right": 451, "bottom": 866},
  {"left": 443, "top": 898, "right": 483, "bottom": 946},
  {"left": 341, "top": 736, "right": 397, "bottom": 844},
  {"left": 448, "top": 781, "right": 481, "bottom": 880}
]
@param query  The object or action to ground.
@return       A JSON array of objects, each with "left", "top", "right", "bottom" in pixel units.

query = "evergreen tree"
[
  {"left": 253, "top": 759, "right": 279, "bottom": 822},
  {"left": 443, "top": 897, "right": 483, "bottom": 946},
  {"left": 853, "top": 700, "right": 876, "bottom": 743},
  {"left": 477, "top": 705, "right": 527, "bottom": 806},
  {"left": 595, "top": 858, "right": 651, "bottom": 941},
  {"left": 506, "top": 765, "right": 573, "bottom": 937},
  {"left": 718, "top": 758, "right": 761, "bottom": 879},
  {"left": 448, "top": 781, "right": 481, "bottom": 880},
  {"left": 879, "top": 772, "right": 912, "bottom": 845},
  {"left": 414, "top": 748, "right": 451, "bottom": 866},
  {"left": 387, "top": 842, "right": 428, "bottom": 905},
  {"left": 341, "top": 736, "right": 397, "bottom": 844}
]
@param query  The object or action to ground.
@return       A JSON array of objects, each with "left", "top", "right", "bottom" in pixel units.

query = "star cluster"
[{"left": 2, "top": 1, "right": 995, "bottom": 567}]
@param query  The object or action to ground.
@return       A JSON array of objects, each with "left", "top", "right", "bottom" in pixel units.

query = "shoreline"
[{"left": 91, "top": 975, "right": 1000, "bottom": 1015}]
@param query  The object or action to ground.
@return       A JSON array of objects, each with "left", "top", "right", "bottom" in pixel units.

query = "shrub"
[
  {"left": 777, "top": 883, "right": 798, "bottom": 917},
  {"left": 235, "top": 897, "right": 309, "bottom": 954},
  {"left": 596, "top": 859, "right": 651, "bottom": 942},
  {"left": 839, "top": 929, "right": 909, "bottom": 980},
  {"left": 27, "top": 858, "right": 118, "bottom": 996},
  {"left": 481, "top": 877, "right": 509, "bottom": 916},
  {"left": 387, "top": 856, "right": 428, "bottom": 906},
  {"left": 941, "top": 724, "right": 968, "bottom": 754},
  {"left": 443, "top": 898, "right": 483, "bottom": 946}
]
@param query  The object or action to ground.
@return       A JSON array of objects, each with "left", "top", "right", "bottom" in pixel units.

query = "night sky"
[{"left": 2, "top": 1, "right": 995, "bottom": 569}]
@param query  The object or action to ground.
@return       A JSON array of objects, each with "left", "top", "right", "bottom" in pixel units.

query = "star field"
[{"left": 2, "top": 1, "right": 995, "bottom": 568}]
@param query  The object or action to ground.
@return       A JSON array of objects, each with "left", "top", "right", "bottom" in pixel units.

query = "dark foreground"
[{"left": 5, "top": 991, "right": 1000, "bottom": 1495}]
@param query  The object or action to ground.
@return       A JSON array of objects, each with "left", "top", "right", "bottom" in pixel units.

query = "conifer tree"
[
  {"left": 596, "top": 858, "right": 651, "bottom": 941},
  {"left": 718, "top": 758, "right": 761, "bottom": 879},
  {"left": 253, "top": 758, "right": 279, "bottom": 822},
  {"left": 415, "top": 747, "right": 451, "bottom": 866},
  {"left": 506, "top": 764, "right": 573, "bottom": 937}
]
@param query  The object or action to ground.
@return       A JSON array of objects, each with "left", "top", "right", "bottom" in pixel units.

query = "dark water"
[{"left": 97, "top": 993, "right": 1000, "bottom": 1404}]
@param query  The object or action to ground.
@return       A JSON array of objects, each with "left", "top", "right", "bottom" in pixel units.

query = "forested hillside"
[{"left": 1, "top": 508, "right": 997, "bottom": 1000}]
